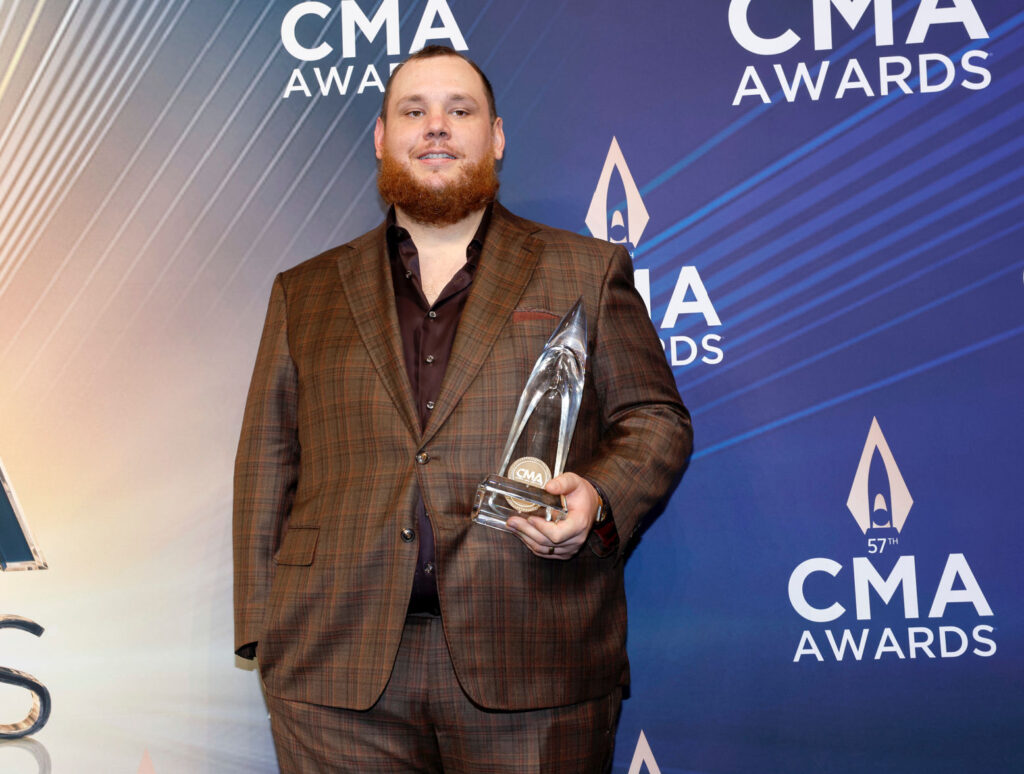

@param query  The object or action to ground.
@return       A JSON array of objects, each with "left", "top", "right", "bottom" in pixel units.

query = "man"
[{"left": 234, "top": 45, "right": 691, "bottom": 773}]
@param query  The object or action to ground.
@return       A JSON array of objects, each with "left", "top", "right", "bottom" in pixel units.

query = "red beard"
[{"left": 377, "top": 149, "right": 499, "bottom": 226}]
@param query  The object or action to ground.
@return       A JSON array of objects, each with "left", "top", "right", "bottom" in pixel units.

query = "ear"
[
  {"left": 373, "top": 117, "right": 385, "bottom": 160},
  {"left": 491, "top": 116, "right": 505, "bottom": 161}
]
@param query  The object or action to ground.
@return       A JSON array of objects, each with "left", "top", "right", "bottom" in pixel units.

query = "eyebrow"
[{"left": 395, "top": 93, "right": 480, "bottom": 108}]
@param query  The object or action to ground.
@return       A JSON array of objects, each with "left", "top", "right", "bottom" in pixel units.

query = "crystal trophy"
[{"left": 471, "top": 298, "right": 587, "bottom": 533}]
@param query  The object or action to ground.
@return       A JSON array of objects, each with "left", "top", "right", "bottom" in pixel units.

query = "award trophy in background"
[{"left": 472, "top": 299, "right": 587, "bottom": 533}]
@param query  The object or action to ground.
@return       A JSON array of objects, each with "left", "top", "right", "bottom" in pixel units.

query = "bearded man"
[{"left": 234, "top": 45, "right": 692, "bottom": 774}]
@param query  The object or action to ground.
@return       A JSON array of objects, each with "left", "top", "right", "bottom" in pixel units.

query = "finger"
[
  {"left": 524, "top": 518, "right": 570, "bottom": 545},
  {"left": 525, "top": 512, "right": 588, "bottom": 544},
  {"left": 525, "top": 518, "right": 588, "bottom": 554},
  {"left": 507, "top": 514, "right": 557, "bottom": 547},
  {"left": 507, "top": 514, "right": 586, "bottom": 558},
  {"left": 511, "top": 528, "right": 570, "bottom": 560}
]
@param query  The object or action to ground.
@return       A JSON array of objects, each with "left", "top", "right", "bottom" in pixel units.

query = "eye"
[
  {"left": 451, "top": 109, "right": 469, "bottom": 117},
  {"left": 405, "top": 109, "right": 424, "bottom": 118}
]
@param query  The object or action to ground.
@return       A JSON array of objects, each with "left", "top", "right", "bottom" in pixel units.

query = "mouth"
[{"left": 418, "top": 151, "right": 458, "bottom": 162}]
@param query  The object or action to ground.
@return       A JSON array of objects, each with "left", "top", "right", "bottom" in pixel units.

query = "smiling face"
[{"left": 374, "top": 55, "right": 505, "bottom": 225}]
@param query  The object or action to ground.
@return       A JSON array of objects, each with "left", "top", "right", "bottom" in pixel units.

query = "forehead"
[{"left": 387, "top": 55, "right": 488, "bottom": 108}]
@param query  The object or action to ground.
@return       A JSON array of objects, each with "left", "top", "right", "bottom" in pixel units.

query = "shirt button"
[
  {"left": 415, "top": 451, "right": 429, "bottom": 464},
  {"left": 401, "top": 528, "right": 415, "bottom": 542},
  {"left": 426, "top": 400, "right": 435, "bottom": 410},
  {"left": 423, "top": 561, "right": 435, "bottom": 575},
  {"left": 428, "top": 310, "right": 437, "bottom": 319},
  {"left": 405, "top": 271, "right": 412, "bottom": 279},
  {"left": 425, "top": 354, "right": 435, "bottom": 364}
]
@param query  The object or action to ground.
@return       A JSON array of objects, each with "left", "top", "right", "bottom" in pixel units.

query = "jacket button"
[
  {"left": 415, "top": 451, "right": 429, "bottom": 464},
  {"left": 401, "top": 528, "right": 415, "bottom": 542}
]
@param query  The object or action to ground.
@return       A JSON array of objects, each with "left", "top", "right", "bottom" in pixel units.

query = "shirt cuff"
[{"left": 585, "top": 478, "right": 619, "bottom": 553}]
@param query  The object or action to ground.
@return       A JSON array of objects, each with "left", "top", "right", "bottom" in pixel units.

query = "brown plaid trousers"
[
  {"left": 265, "top": 616, "right": 621, "bottom": 773},
  {"left": 234, "top": 203, "right": 692, "bottom": 712}
]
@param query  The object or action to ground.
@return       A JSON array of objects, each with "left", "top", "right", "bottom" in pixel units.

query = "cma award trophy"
[{"left": 472, "top": 298, "right": 587, "bottom": 533}]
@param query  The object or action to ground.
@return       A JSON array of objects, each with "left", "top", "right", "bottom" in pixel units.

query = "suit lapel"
[
  {"left": 422, "top": 204, "right": 542, "bottom": 445},
  {"left": 336, "top": 224, "right": 421, "bottom": 443}
]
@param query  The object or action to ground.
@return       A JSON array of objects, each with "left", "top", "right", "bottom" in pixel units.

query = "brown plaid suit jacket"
[{"left": 234, "top": 203, "right": 692, "bottom": 711}]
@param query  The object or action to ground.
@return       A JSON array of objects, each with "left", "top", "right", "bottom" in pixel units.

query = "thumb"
[{"left": 544, "top": 473, "right": 578, "bottom": 495}]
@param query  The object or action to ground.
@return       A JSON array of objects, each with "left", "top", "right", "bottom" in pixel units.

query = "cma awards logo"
[
  {"left": 626, "top": 730, "right": 663, "bottom": 774},
  {"left": 787, "top": 418, "right": 995, "bottom": 664},
  {"left": 846, "top": 416, "right": 912, "bottom": 552},
  {"left": 586, "top": 138, "right": 723, "bottom": 367},
  {"left": 728, "top": 0, "right": 992, "bottom": 106},
  {"left": 281, "top": 0, "right": 468, "bottom": 99},
  {"left": 0, "top": 457, "right": 51, "bottom": 743}
]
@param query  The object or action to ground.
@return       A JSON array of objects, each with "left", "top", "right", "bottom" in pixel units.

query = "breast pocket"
[{"left": 508, "top": 314, "right": 562, "bottom": 371}]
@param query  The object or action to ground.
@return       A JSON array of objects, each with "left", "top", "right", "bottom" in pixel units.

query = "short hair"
[{"left": 379, "top": 45, "right": 497, "bottom": 123}]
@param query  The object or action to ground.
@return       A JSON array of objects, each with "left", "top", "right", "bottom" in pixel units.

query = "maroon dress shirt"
[{"left": 387, "top": 205, "right": 491, "bottom": 615}]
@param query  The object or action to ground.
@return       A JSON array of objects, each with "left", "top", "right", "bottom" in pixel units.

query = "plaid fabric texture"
[
  {"left": 266, "top": 616, "right": 620, "bottom": 773},
  {"left": 234, "top": 203, "right": 692, "bottom": 711}
]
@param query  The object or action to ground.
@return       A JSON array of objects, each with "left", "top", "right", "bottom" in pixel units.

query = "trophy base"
[{"left": 471, "top": 475, "right": 567, "bottom": 533}]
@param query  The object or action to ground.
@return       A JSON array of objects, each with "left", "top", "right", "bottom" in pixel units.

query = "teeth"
[{"left": 422, "top": 153, "right": 454, "bottom": 159}]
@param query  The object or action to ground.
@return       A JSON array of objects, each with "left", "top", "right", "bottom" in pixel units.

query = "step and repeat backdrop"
[{"left": 1, "top": 1, "right": 1021, "bottom": 772}]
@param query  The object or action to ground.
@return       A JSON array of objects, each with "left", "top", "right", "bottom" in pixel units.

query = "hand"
[{"left": 506, "top": 473, "right": 600, "bottom": 560}]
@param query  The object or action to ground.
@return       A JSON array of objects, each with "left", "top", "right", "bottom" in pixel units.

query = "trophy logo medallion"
[{"left": 505, "top": 457, "right": 553, "bottom": 512}]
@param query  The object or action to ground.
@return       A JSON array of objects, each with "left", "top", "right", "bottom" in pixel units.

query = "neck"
[{"left": 394, "top": 206, "right": 486, "bottom": 254}]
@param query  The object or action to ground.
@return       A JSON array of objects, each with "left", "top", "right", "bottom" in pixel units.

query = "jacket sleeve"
[
  {"left": 577, "top": 245, "right": 693, "bottom": 559},
  {"left": 233, "top": 276, "right": 301, "bottom": 656}
]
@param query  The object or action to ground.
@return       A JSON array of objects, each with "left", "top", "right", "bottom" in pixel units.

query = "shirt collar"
[{"left": 385, "top": 203, "right": 494, "bottom": 268}]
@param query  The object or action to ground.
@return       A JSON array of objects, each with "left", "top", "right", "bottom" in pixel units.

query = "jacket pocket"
[
  {"left": 512, "top": 308, "right": 559, "bottom": 322},
  {"left": 275, "top": 526, "right": 319, "bottom": 566}
]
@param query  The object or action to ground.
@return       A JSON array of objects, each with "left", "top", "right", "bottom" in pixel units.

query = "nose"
[{"left": 424, "top": 107, "right": 449, "bottom": 140}]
